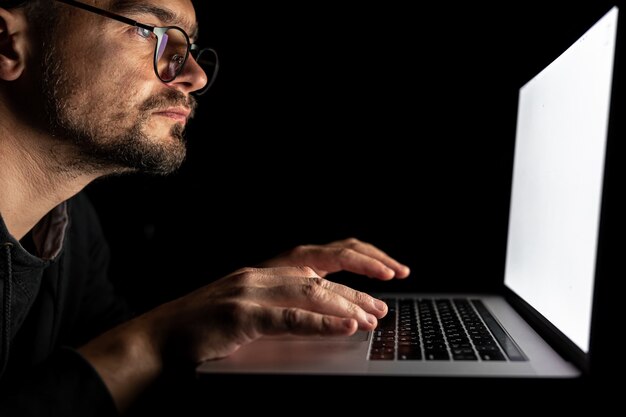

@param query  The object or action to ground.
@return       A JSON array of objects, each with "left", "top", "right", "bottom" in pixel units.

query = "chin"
[{"left": 149, "top": 125, "right": 186, "bottom": 143}]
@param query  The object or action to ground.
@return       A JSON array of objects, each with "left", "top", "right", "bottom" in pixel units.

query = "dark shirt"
[{"left": 0, "top": 193, "right": 131, "bottom": 416}]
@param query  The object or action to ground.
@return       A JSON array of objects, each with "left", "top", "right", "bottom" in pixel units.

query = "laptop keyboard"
[{"left": 369, "top": 298, "right": 526, "bottom": 361}]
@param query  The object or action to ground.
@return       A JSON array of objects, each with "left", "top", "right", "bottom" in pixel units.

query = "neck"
[{"left": 0, "top": 122, "right": 105, "bottom": 241}]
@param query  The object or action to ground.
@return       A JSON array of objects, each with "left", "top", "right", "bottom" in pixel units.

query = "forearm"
[
  {"left": 0, "top": 348, "right": 120, "bottom": 417},
  {"left": 78, "top": 314, "right": 165, "bottom": 413}
]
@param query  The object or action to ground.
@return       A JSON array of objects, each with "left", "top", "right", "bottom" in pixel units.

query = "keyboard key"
[
  {"left": 425, "top": 351, "right": 450, "bottom": 360},
  {"left": 397, "top": 346, "right": 422, "bottom": 360},
  {"left": 369, "top": 353, "right": 394, "bottom": 360},
  {"left": 452, "top": 353, "right": 478, "bottom": 360},
  {"left": 477, "top": 350, "right": 506, "bottom": 361},
  {"left": 398, "top": 352, "right": 422, "bottom": 360}
]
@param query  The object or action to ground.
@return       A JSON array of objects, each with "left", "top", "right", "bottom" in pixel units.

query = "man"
[{"left": 0, "top": 0, "right": 410, "bottom": 415}]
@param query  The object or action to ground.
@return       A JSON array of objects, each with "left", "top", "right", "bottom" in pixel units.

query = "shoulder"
[
  {"left": 67, "top": 192, "right": 99, "bottom": 222},
  {"left": 64, "top": 191, "right": 107, "bottom": 247}
]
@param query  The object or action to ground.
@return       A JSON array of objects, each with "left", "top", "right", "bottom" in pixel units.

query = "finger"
[
  {"left": 303, "top": 278, "right": 389, "bottom": 318},
  {"left": 249, "top": 284, "right": 378, "bottom": 330},
  {"left": 332, "top": 238, "right": 410, "bottom": 278},
  {"left": 296, "top": 246, "right": 399, "bottom": 280},
  {"left": 254, "top": 305, "right": 358, "bottom": 337},
  {"left": 240, "top": 275, "right": 387, "bottom": 318}
]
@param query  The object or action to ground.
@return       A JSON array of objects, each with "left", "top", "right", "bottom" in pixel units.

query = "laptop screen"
[{"left": 503, "top": 7, "right": 618, "bottom": 353}]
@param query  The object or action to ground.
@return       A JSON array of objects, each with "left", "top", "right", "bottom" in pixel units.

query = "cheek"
[
  {"left": 63, "top": 33, "right": 169, "bottom": 122},
  {"left": 95, "top": 33, "right": 155, "bottom": 91},
  {"left": 78, "top": 54, "right": 147, "bottom": 110},
  {"left": 104, "top": 55, "right": 158, "bottom": 108},
  {"left": 48, "top": 26, "right": 161, "bottom": 126}
]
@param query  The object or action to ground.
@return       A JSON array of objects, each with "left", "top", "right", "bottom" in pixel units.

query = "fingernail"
[
  {"left": 366, "top": 314, "right": 377, "bottom": 326},
  {"left": 373, "top": 299, "right": 387, "bottom": 312},
  {"left": 343, "top": 318, "right": 356, "bottom": 329}
]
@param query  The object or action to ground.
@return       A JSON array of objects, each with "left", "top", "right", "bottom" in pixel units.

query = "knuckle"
[
  {"left": 346, "top": 301, "right": 360, "bottom": 315},
  {"left": 309, "top": 276, "right": 328, "bottom": 288},
  {"left": 352, "top": 290, "right": 368, "bottom": 305},
  {"left": 343, "top": 237, "right": 361, "bottom": 247},
  {"left": 230, "top": 268, "right": 256, "bottom": 284},
  {"left": 235, "top": 267, "right": 257, "bottom": 275},
  {"left": 297, "top": 265, "right": 317, "bottom": 276},
  {"left": 336, "top": 247, "right": 354, "bottom": 259},
  {"left": 291, "top": 245, "right": 308, "bottom": 256},
  {"left": 301, "top": 283, "right": 325, "bottom": 301},
  {"left": 283, "top": 307, "right": 302, "bottom": 331},
  {"left": 321, "top": 315, "right": 333, "bottom": 333}
]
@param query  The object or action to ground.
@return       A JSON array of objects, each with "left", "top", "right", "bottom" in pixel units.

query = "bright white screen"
[{"left": 504, "top": 8, "right": 617, "bottom": 352}]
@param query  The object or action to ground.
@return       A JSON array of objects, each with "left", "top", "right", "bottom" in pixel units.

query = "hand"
[
  {"left": 148, "top": 266, "right": 388, "bottom": 363},
  {"left": 81, "top": 266, "right": 387, "bottom": 410},
  {"left": 80, "top": 245, "right": 403, "bottom": 410},
  {"left": 260, "top": 238, "right": 410, "bottom": 280}
]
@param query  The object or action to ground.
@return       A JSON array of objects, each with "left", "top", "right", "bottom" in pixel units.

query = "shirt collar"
[{"left": 30, "top": 202, "right": 69, "bottom": 261}]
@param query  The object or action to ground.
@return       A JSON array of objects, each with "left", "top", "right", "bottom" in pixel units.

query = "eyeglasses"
[{"left": 55, "top": 0, "right": 218, "bottom": 95}]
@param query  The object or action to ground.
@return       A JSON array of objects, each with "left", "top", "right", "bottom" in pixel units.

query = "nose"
[{"left": 167, "top": 54, "right": 209, "bottom": 95}]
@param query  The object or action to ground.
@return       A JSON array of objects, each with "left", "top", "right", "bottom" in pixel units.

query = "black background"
[{"left": 83, "top": 1, "right": 624, "bottom": 408}]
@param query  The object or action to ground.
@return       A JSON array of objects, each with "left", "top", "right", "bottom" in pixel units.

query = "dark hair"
[
  {"left": 0, "top": 0, "right": 32, "bottom": 9},
  {"left": 1, "top": 0, "right": 55, "bottom": 28}
]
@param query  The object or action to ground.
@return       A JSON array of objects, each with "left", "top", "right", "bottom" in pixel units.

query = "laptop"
[{"left": 197, "top": 6, "right": 621, "bottom": 378}]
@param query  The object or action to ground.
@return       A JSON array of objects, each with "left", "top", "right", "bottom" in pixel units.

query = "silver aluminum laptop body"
[
  {"left": 197, "top": 7, "right": 620, "bottom": 378},
  {"left": 197, "top": 294, "right": 578, "bottom": 377}
]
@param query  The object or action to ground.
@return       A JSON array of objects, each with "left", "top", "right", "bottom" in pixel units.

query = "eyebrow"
[{"left": 109, "top": 0, "right": 199, "bottom": 40}]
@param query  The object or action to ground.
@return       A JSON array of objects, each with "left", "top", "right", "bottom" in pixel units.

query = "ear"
[{"left": 0, "top": 7, "right": 28, "bottom": 82}]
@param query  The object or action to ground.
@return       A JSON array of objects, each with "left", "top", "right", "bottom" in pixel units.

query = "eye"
[
  {"left": 172, "top": 54, "right": 185, "bottom": 65},
  {"left": 136, "top": 27, "right": 153, "bottom": 39}
]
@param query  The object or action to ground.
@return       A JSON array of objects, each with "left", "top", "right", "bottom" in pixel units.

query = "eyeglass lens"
[{"left": 156, "top": 27, "right": 218, "bottom": 94}]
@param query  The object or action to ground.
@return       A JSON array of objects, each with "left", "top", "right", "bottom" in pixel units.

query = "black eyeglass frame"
[{"left": 55, "top": 0, "right": 218, "bottom": 95}]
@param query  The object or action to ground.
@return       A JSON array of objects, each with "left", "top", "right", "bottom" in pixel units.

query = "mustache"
[{"left": 139, "top": 90, "right": 198, "bottom": 119}]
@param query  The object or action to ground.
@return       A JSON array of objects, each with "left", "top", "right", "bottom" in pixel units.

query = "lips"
[{"left": 153, "top": 107, "right": 191, "bottom": 123}]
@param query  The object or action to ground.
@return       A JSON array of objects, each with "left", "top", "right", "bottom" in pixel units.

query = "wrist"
[{"left": 77, "top": 314, "right": 166, "bottom": 411}]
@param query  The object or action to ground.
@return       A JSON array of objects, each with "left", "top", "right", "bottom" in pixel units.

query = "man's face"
[{"left": 38, "top": 0, "right": 207, "bottom": 175}]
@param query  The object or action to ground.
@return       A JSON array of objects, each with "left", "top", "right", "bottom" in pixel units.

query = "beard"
[{"left": 39, "top": 36, "right": 197, "bottom": 176}]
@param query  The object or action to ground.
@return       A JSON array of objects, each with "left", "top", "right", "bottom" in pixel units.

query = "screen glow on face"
[{"left": 504, "top": 8, "right": 618, "bottom": 353}]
